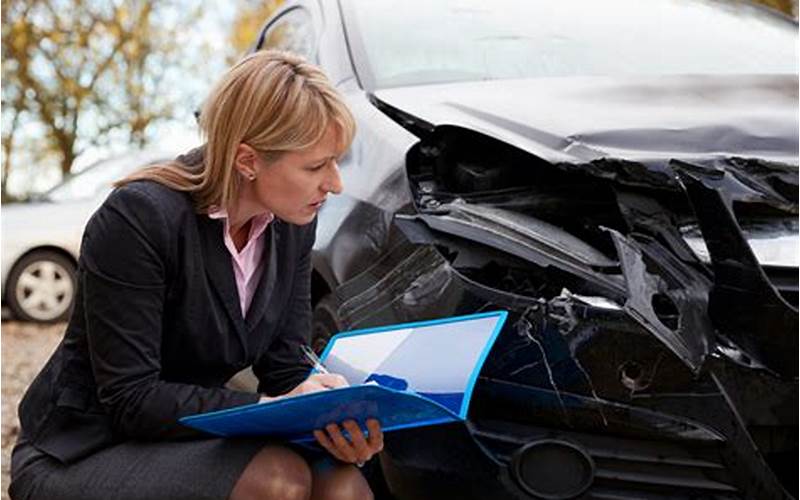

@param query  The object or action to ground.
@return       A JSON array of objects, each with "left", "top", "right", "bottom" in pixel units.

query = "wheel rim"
[{"left": 14, "top": 260, "right": 74, "bottom": 321}]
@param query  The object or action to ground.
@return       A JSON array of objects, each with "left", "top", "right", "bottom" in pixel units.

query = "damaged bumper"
[
  {"left": 325, "top": 148, "right": 797, "bottom": 498},
  {"left": 332, "top": 234, "right": 796, "bottom": 498}
]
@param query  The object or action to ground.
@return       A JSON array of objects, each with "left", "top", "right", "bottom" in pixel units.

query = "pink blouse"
[{"left": 208, "top": 208, "right": 274, "bottom": 316}]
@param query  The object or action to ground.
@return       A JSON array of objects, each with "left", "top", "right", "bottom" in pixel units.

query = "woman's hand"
[
  {"left": 313, "top": 418, "right": 384, "bottom": 467},
  {"left": 259, "top": 373, "right": 349, "bottom": 403},
  {"left": 287, "top": 373, "right": 349, "bottom": 396}
]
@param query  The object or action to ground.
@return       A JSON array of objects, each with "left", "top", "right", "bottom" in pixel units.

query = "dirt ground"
[{"left": 1, "top": 321, "right": 65, "bottom": 499}]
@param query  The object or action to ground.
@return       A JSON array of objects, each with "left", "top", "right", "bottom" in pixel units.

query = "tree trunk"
[
  {"left": 61, "top": 149, "right": 75, "bottom": 177},
  {"left": 1, "top": 104, "right": 21, "bottom": 202},
  {"left": 2, "top": 143, "right": 12, "bottom": 202},
  {"left": 59, "top": 132, "right": 77, "bottom": 177}
]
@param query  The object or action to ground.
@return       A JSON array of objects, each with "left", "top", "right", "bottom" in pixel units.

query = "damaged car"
[{"left": 252, "top": 0, "right": 798, "bottom": 498}]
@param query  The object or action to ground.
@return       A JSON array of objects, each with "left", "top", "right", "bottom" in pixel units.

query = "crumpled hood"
[{"left": 373, "top": 74, "right": 799, "bottom": 165}]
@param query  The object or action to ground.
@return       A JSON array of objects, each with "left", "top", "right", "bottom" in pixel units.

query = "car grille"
[{"left": 471, "top": 420, "right": 740, "bottom": 499}]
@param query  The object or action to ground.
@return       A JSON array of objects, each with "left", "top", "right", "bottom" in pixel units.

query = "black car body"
[{"left": 252, "top": 1, "right": 798, "bottom": 498}]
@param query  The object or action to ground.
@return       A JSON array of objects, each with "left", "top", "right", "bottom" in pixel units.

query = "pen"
[{"left": 301, "top": 344, "right": 330, "bottom": 374}]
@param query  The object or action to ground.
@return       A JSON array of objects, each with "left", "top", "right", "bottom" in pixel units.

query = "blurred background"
[
  {"left": 1, "top": 0, "right": 287, "bottom": 201},
  {"left": 0, "top": 0, "right": 289, "bottom": 328}
]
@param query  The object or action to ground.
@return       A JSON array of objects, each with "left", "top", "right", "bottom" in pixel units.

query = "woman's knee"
[
  {"left": 311, "top": 463, "right": 373, "bottom": 500},
  {"left": 230, "top": 445, "right": 312, "bottom": 500}
]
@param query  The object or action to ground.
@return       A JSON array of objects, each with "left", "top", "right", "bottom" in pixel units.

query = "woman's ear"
[{"left": 234, "top": 143, "right": 259, "bottom": 180}]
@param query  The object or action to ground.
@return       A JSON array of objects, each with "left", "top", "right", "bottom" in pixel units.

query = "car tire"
[
  {"left": 6, "top": 250, "right": 76, "bottom": 323},
  {"left": 311, "top": 293, "right": 342, "bottom": 353}
]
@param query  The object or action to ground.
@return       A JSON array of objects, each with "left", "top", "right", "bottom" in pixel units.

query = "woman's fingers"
[
  {"left": 315, "top": 420, "right": 384, "bottom": 464},
  {"left": 313, "top": 428, "right": 348, "bottom": 462},
  {"left": 325, "top": 423, "right": 358, "bottom": 462},
  {"left": 366, "top": 418, "right": 384, "bottom": 452},
  {"left": 342, "top": 420, "right": 373, "bottom": 463}
]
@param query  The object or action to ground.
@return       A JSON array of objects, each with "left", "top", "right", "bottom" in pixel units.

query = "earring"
[{"left": 247, "top": 173, "right": 256, "bottom": 181}]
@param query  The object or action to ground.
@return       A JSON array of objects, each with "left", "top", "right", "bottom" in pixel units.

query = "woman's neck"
[
  {"left": 226, "top": 185, "right": 263, "bottom": 251},
  {"left": 229, "top": 218, "right": 252, "bottom": 252}
]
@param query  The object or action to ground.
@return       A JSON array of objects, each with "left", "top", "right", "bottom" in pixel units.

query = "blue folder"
[{"left": 180, "top": 311, "right": 508, "bottom": 442}]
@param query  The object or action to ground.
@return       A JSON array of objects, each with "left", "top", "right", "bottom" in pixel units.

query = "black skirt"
[{"left": 8, "top": 434, "right": 322, "bottom": 500}]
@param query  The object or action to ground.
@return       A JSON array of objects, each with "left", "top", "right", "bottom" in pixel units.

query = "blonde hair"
[{"left": 116, "top": 50, "right": 356, "bottom": 212}]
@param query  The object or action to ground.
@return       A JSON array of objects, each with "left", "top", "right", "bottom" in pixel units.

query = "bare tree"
[
  {"left": 1, "top": 0, "right": 203, "bottom": 198},
  {"left": 1, "top": 0, "right": 36, "bottom": 201},
  {"left": 0, "top": 72, "right": 26, "bottom": 202}
]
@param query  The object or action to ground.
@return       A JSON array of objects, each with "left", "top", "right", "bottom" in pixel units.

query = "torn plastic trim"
[
  {"left": 331, "top": 234, "right": 703, "bottom": 397},
  {"left": 552, "top": 156, "right": 798, "bottom": 217},
  {"left": 559, "top": 289, "right": 622, "bottom": 311},
  {"left": 614, "top": 189, "right": 706, "bottom": 266},
  {"left": 673, "top": 161, "right": 798, "bottom": 378},
  {"left": 335, "top": 245, "right": 452, "bottom": 327},
  {"left": 441, "top": 200, "right": 617, "bottom": 268},
  {"left": 333, "top": 243, "right": 541, "bottom": 330},
  {"left": 604, "top": 228, "right": 712, "bottom": 372},
  {"left": 395, "top": 201, "right": 626, "bottom": 299},
  {"left": 712, "top": 334, "right": 769, "bottom": 371}
]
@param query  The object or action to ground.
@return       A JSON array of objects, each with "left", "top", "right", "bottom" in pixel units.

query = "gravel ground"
[{"left": 1, "top": 321, "right": 65, "bottom": 500}]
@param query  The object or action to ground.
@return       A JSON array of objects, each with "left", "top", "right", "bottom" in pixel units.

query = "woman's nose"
[{"left": 324, "top": 162, "right": 344, "bottom": 195}]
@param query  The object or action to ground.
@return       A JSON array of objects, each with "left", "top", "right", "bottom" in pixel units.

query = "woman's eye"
[{"left": 309, "top": 162, "right": 326, "bottom": 171}]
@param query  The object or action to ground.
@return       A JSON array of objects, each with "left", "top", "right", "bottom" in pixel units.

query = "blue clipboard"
[{"left": 180, "top": 311, "right": 508, "bottom": 442}]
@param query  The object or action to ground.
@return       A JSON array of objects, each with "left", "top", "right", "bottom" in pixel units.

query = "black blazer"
[{"left": 18, "top": 166, "right": 316, "bottom": 464}]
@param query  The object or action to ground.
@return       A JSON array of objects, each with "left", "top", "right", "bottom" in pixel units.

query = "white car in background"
[{"left": 1, "top": 149, "right": 177, "bottom": 322}]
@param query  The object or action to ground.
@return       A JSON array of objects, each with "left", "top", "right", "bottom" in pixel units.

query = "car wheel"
[
  {"left": 6, "top": 250, "right": 76, "bottom": 323},
  {"left": 311, "top": 293, "right": 342, "bottom": 353}
]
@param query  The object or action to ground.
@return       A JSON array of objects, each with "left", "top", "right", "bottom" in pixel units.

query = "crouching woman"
[{"left": 9, "top": 50, "right": 381, "bottom": 500}]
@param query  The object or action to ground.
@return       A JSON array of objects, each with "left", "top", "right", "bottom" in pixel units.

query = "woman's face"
[{"left": 240, "top": 126, "right": 345, "bottom": 226}]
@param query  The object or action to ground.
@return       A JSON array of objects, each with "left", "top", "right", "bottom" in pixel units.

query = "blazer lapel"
[
  {"left": 245, "top": 222, "right": 279, "bottom": 330},
  {"left": 197, "top": 215, "right": 247, "bottom": 342}
]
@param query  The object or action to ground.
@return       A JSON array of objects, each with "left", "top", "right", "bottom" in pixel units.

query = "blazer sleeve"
[
  {"left": 252, "top": 218, "right": 317, "bottom": 396},
  {"left": 80, "top": 184, "right": 259, "bottom": 439}
]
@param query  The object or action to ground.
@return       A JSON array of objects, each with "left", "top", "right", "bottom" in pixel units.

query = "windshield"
[
  {"left": 45, "top": 153, "right": 167, "bottom": 203},
  {"left": 346, "top": 0, "right": 798, "bottom": 89}
]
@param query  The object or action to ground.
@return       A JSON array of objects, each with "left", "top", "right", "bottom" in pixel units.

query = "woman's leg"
[
  {"left": 310, "top": 460, "right": 373, "bottom": 500},
  {"left": 229, "top": 445, "right": 312, "bottom": 500}
]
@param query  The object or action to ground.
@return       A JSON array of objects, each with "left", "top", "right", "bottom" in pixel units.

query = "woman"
[{"left": 9, "top": 50, "right": 382, "bottom": 500}]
